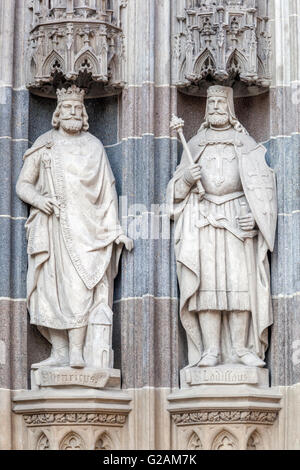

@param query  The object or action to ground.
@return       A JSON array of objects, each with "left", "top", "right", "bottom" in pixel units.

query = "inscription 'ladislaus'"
[{"left": 167, "top": 85, "right": 277, "bottom": 371}]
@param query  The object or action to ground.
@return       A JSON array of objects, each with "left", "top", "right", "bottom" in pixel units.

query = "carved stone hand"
[
  {"left": 183, "top": 164, "right": 202, "bottom": 186},
  {"left": 115, "top": 234, "right": 134, "bottom": 252},
  {"left": 238, "top": 213, "right": 256, "bottom": 231},
  {"left": 35, "top": 195, "right": 60, "bottom": 215}
]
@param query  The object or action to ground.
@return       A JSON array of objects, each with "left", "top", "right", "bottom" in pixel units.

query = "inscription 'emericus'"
[{"left": 33, "top": 367, "right": 118, "bottom": 389}]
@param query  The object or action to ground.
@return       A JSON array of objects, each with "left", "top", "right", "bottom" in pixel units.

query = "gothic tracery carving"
[
  {"left": 95, "top": 431, "right": 113, "bottom": 450},
  {"left": 27, "top": 0, "right": 126, "bottom": 97},
  {"left": 247, "top": 430, "right": 263, "bottom": 450},
  {"left": 212, "top": 430, "right": 238, "bottom": 450},
  {"left": 60, "top": 431, "right": 85, "bottom": 450},
  {"left": 187, "top": 431, "right": 203, "bottom": 450},
  {"left": 36, "top": 432, "right": 50, "bottom": 450},
  {"left": 172, "top": 0, "right": 271, "bottom": 96}
]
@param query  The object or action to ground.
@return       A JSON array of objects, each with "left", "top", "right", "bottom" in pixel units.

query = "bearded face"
[
  {"left": 59, "top": 100, "right": 84, "bottom": 134},
  {"left": 207, "top": 96, "right": 230, "bottom": 128}
]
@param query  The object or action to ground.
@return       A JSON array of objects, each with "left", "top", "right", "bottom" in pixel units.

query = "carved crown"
[
  {"left": 207, "top": 86, "right": 230, "bottom": 98},
  {"left": 57, "top": 85, "right": 85, "bottom": 104}
]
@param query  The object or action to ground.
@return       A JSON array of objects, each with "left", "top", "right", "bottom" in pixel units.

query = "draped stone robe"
[
  {"left": 17, "top": 129, "right": 124, "bottom": 333},
  {"left": 167, "top": 127, "right": 275, "bottom": 366}
]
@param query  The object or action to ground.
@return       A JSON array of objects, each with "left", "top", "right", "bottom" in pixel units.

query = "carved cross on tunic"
[{"left": 205, "top": 144, "right": 236, "bottom": 187}]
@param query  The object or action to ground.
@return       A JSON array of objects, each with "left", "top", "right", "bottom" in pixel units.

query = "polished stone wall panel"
[
  {"left": 0, "top": 300, "right": 27, "bottom": 389},
  {"left": 0, "top": 0, "right": 29, "bottom": 390},
  {"left": 114, "top": 236, "right": 178, "bottom": 302},
  {"left": 266, "top": 0, "right": 300, "bottom": 386},
  {"left": 265, "top": 136, "right": 300, "bottom": 215},
  {"left": 266, "top": 133, "right": 300, "bottom": 386},
  {"left": 118, "top": 136, "right": 178, "bottom": 208},
  {"left": 0, "top": 139, "right": 28, "bottom": 217},
  {"left": 113, "top": 297, "right": 181, "bottom": 389},
  {"left": 0, "top": 218, "right": 27, "bottom": 299},
  {"left": 269, "top": 296, "right": 300, "bottom": 386},
  {"left": 0, "top": 88, "right": 29, "bottom": 140}
]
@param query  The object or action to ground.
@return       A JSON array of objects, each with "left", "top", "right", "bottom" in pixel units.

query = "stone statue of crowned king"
[{"left": 17, "top": 85, "right": 133, "bottom": 370}]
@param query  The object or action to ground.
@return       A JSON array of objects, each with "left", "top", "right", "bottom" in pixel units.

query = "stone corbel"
[
  {"left": 172, "top": 0, "right": 272, "bottom": 97},
  {"left": 26, "top": 0, "right": 127, "bottom": 98}
]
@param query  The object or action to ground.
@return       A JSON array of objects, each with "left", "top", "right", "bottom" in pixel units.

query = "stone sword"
[
  {"left": 170, "top": 114, "right": 205, "bottom": 199},
  {"left": 239, "top": 201, "right": 260, "bottom": 356}
]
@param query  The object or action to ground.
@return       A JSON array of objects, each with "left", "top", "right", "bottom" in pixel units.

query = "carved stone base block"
[
  {"left": 168, "top": 386, "right": 282, "bottom": 450},
  {"left": 31, "top": 367, "right": 120, "bottom": 391},
  {"left": 12, "top": 389, "right": 131, "bottom": 450},
  {"left": 181, "top": 365, "right": 269, "bottom": 389}
]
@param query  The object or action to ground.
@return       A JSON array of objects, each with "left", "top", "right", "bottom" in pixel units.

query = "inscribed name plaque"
[
  {"left": 31, "top": 367, "right": 121, "bottom": 390},
  {"left": 181, "top": 366, "right": 269, "bottom": 388}
]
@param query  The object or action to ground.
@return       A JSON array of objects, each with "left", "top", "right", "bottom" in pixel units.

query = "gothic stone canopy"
[
  {"left": 172, "top": 0, "right": 271, "bottom": 97},
  {"left": 27, "top": 0, "right": 127, "bottom": 98}
]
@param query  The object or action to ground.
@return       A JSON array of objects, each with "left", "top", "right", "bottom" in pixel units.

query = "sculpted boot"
[
  {"left": 198, "top": 348, "right": 220, "bottom": 367},
  {"left": 31, "top": 329, "right": 69, "bottom": 369},
  {"left": 234, "top": 348, "right": 265, "bottom": 367},
  {"left": 197, "top": 311, "right": 221, "bottom": 367},
  {"left": 69, "top": 327, "right": 86, "bottom": 368},
  {"left": 229, "top": 311, "right": 265, "bottom": 368}
]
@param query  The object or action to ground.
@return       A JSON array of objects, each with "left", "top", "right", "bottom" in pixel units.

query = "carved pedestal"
[
  {"left": 12, "top": 389, "right": 131, "bottom": 450},
  {"left": 180, "top": 365, "right": 269, "bottom": 388},
  {"left": 168, "top": 384, "right": 282, "bottom": 450},
  {"left": 31, "top": 367, "right": 120, "bottom": 390}
]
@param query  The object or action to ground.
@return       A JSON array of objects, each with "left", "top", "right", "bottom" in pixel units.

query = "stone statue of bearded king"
[
  {"left": 16, "top": 85, "right": 133, "bottom": 369},
  {"left": 167, "top": 85, "right": 277, "bottom": 369}
]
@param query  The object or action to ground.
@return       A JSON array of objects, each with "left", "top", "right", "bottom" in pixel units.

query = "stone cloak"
[{"left": 22, "top": 129, "right": 124, "bottom": 329}]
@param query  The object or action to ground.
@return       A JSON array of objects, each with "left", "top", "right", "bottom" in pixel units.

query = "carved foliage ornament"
[
  {"left": 173, "top": 0, "right": 271, "bottom": 95},
  {"left": 24, "top": 412, "right": 127, "bottom": 426},
  {"left": 27, "top": 0, "right": 127, "bottom": 97},
  {"left": 172, "top": 409, "right": 278, "bottom": 425}
]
